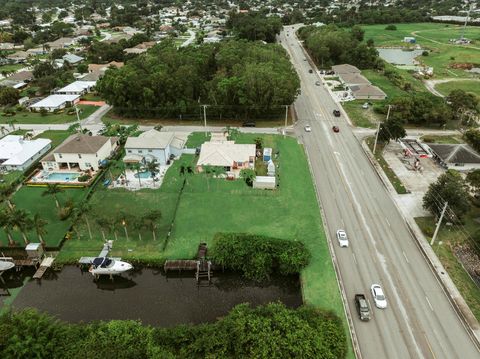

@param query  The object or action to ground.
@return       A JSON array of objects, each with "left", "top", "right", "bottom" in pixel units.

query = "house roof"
[
  {"left": 426, "top": 144, "right": 480, "bottom": 164},
  {"left": 48, "top": 135, "right": 118, "bottom": 156},
  {"left": 8, "top": 71, "right": 33, "bottom": 82},
  {"left": 340, "top": 73, "right": 370, "bottom": 85},
  {"left": 197, "top": 142, "right": 256, "bottom": 167},
  {"left": 350, "top": 84, "right": 387, "bottom": 98},
  {"left": 46, "top": 37, "right": 75, "bottom": 47},
  {"left": 56, "top": 80, "right": 96, "bottom": 93},
  {"left": 88, "top": 61, "right": 124, "bottom": 73},
  {"left": 332, "top": 64, "right": 361, "bottom": 74},
  {"left": 29, "top": 94, "right": 80, "bottom": 109},
  {"left": 0, "top": 135, "right": 51, "bottom": 166},
  {"left": 7, "top": 51, "right": 28, "bottom": 59},
  {"left": 63, "top": 53, "right": 84, "bottom": 64},
  {"left": 125, "top": 130, "right": 185, "bottom": 150}
]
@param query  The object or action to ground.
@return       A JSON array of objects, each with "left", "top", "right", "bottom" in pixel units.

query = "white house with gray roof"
[
  {"left": 124, "top": 130, "right": 186, "bottom": 165},
  {"left": 0, "top": 135, "right": 51, "bottom": 171}
]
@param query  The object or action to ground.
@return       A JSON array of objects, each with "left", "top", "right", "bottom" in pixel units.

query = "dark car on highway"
[
  {"left": 332, "top": 126, "right": 340, "bottom": 133},
  {"left": 333, "top": 109, "right": 341, "bottom": 117},
  {"left": 242, "top": 121, "right": 256, "bottom": 127},
  {"left": 355, "top": 294, "right": 371, "bottom": 321}
]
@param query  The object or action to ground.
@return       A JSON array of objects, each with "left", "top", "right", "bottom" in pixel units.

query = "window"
[
  {"left": 127, "top": 150, "right": 132, "bottom": 153},
  {"left": 78, "top": 154, "right": 82, "bottom": 159},
  {"left": 85, "top": 163, "right": 91, "bottom": 167},
  {"left": 138, "top": 150, "right": 143, "bottom": 154},
  {"left": 148, "top": 149, "right": 152, "bottom": 152},
  {"left": 59, "top": 154, "right": 63, "bottom": 158}
]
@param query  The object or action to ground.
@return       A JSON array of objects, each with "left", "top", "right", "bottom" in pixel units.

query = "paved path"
[
  {"left": 181, "top": 29, "right": 196, "bottom": 47},
  {"left": 423, "top": 78, "right": 480, "bottom": 97},
  {"left": 282, "top": 24, "right": 480, "bottom": 359}
]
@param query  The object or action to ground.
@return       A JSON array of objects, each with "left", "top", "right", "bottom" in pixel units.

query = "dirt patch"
[
  {"left": 454, "top": 244, "right": 480, "bottom": 288},
  {"left": 449, "top": 63, "right": 480, "bottom": 70}
]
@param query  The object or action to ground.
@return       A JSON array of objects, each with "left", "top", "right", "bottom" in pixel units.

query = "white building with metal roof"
[
  {"left": 55, "top": 80, "right": 96, "bottom": 95},
  {"left": 0, "top": 135, "right": 52, "bottom": 171},
  {"left": 29, "top": 94, "right": 80, "bottom": 112}
]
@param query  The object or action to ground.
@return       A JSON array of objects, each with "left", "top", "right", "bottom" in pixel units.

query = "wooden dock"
[
  {"left": 164, "top": 243, "right": 212, "bottom": 283},
  {"left": 33, "top": 257, "right": 55, "bottom": 279}
]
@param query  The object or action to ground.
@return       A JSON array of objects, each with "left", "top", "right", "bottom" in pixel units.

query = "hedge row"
[
  {"left": 211, "top": 233, "right": 310, "bottom": 281},
  {"left": 0, "top": 303, "right": 346, "bottom": 359}
]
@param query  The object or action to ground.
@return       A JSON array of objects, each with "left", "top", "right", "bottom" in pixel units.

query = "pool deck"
[
  {"left": 110, "top": 165, "right": 171, "bottom": 191},
  {"left": 26, "top": 169, "right": 97, "bottom": 187}
]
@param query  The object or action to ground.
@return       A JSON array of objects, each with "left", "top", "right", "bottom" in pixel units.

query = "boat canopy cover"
[{"left": 92, "top": 257, "right": 113, "bottom": 268}]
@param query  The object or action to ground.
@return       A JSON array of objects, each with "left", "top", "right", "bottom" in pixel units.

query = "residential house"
[
  {"left": 426, "top": 143, "right": 480, "bottom": 171},
  {"left": 26, "top": 47, "right": 48, "bottom": 56},
  {"left": 124, "top": 130, "right": 186, "bottom": 166},
  {"left": 41, "top": 135, "right": 119, "bottom": 171},
  {"left": 84, "top": 61, "right": 124, "bottom": 81},
  {"left": 349, "top": 84, "right": 387, "bottom": 100},
  {"left": 62, "top": 53, "right": 84, "bottom": 65},
  {"left": 46, "top": 37, "right": 76, "bottom": 50},
  {"left": 197, "top": 140, "right": 256, "bottom": 176},
  {"left": 29, "top": 94, "right": 80, "bottom": 112},
  {"left": 0, "top": 135, "right": 52, "bottom": 171},
  {"left": 6, "top": 51, "right": 28, "bottom": 64},
  {"left": 55, "top": 80, "right": 96, "bottom": 95},
  {"left": 123, "top": 41, "right": 156, "bottom": 55},
  {"left": 332, "top": 64, "right": 361, "bottom": 75},
  {"left": 8, "top": 71, "right": 33, "bottom": 83}
]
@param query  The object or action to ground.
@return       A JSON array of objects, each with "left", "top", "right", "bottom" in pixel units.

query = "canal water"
[{"left": 2, "top": 266, "right": 302, "bottom": 326}]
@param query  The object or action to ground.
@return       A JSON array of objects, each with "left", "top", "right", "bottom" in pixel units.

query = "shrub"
[
  {"left": 385, "top": 24, "right": 397, "bottom": 30},
  {"left": 422, "top": 50, "right": 429, "bottom": 56},
  {"left": 58, "top": 206, "right": 72, "bottom": 220},
  {"left": 211, "top": 233, "right": 310, "bottom": 281},
  {"left": 40, "top": 108, "right": 48, "bottom": 117},
  {"left": 78, "top": 174, "right": 92, "bottom": 182}
]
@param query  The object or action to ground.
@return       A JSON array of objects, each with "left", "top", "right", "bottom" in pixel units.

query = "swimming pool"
[
  {"left": 45, "top": 172, "right": 81, "bottom": 181},
  {"left": 134, "top": 171, "right": 153, "bottom": 179}
]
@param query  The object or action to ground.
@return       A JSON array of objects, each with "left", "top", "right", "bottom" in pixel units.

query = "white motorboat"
[{"left": 89, "top": 257, "right": 133, "bottom": 276}]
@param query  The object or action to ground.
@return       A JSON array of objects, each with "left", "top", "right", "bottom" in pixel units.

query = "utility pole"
[
  {"left": 284, "top": 105, "right": 289, "bottom": 138},
  {"left": 202, "top": 105, "right": 208, "bottom": 137},
  {"left": 373, "top": 104, "right": 391, "bottom": 154},
  {"left": 75, "top": 105, "right": 83, "bottom": 132},
  {"left": 430, "top": 202, "right": 448, "bottom": 246}
]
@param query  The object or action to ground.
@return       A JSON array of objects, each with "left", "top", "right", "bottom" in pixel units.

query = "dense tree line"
[
  {"left": 211, "top": 233, "right": 310, "bottom": 281},
  {"left": 227, "top": 11, "right": 282, "bottom": 43},
  {"left": 0, "top": 304, "right": 347, "bottom": 359},
  {"left": 32, "top": 61, "right": 75, "bottom": 95},
  {"left": 86, "top": 33, "right": 151, "bottom": 63},
  {"left": 299, "top": 24, "right": 382, "bottom": 70},
  {"left": 97, "top": 40, "right": 300, "bottom": 120}
]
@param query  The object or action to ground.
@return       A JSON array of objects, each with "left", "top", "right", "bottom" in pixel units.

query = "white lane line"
[
  {"left": 402, "top": 251, "right": 410, "bottom": 264},
  {"left": 319, "top": 122, "right": 424, "bottom": 358},
  {"left": 352, "top": 252, "right": 357, "bottom": 265},
  {"left": 426, "top": 296, "right": 434, "bottom": 312},
  {"left": 386, "top": 218, "right": 391, "bottom": 227}
]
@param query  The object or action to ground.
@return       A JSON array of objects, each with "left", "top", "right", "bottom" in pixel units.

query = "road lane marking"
[
  {"left": 424, "top": 334, "right": 437, "bottom": 359},
  {"left": 352, "top": 253, "right": 357, "bottom": 265},
  {"left": 386, "top": 219, "right": 391, "bottom": 227},
  {"left": 402, "top": 251, "right": 410, "bottom": 264},
  {"left": 426, "top": 296, "right": 434, "bottom": 311}
]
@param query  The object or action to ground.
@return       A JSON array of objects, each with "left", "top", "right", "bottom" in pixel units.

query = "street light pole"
[
  {"left": 75, "top": 105, "right": 83, "bottom": 132},
  {"left": 431, "top": 201, "right": 448, "bottom": 246},
  {"left": 373, "top": 104, "right": 391, "bottom": 154}
]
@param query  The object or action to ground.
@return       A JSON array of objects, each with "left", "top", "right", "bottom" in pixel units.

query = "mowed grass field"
[
  {"left": 362, "top": 23, "right": 480, "bottom": 78},
  {"left": 58, "top": 133, "right": 343, "bottom": 314},
  {"left": 435, "top": 80, "right": 480, "bottom": 98},
  {"left": 0, "top": 187, "right": 87, "bottom": 247},
  {"left": 0, "top": 105, "right": 97, "bottom": 125}
]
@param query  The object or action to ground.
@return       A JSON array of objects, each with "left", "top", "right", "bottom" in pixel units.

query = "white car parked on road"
[
  {"left": 304, "top": 125, "right": 312, "bottom": 132},
  {"left": 371, "top": 284, "right": 387, "bottom": 309},
  {"left": 336, "top": 229, "right": 349, "bottom": 247}
]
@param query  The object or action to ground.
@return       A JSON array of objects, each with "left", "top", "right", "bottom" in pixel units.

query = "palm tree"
[
  {"left": 68, "top": 123, "right": 80, "bottom": 133},
  {"left": 117, "top": 211, "right": 132, "bottom": 241},
  {"left": 32, "top": 214, "right": 48, "bottom": 245},
  {"left": 73, "top": 201, "right": 92, "bottom": 240},
  {"left": 109, "top": 159, "right": 126, "bottom": 181},
  {"left": 9, "top": 208, "right": 32, "bottom": 245},
  {"left": 104, "top": 216, "right": 118, "bottom": 241},
  {"left": 7, "top": 119, "right": 17, "bottom": 131},
  {"left": 130, "top": 162, "right": 143, "bottom": 188},
  {"left": 0, "top": 209, "right": 15, "bottom": 246},
  {"left": 203, "top": 165, "right": 214, "bottom": 191},
  {"left": 146, "top": 160, "right": 160, "bottom": 178},
  {"left": 143, "top": 210, "right": 161, "bottom": 241},
  {"left": 42, "top": 183, "right": 63, "bottom": 209},
  {"left": 132, "top": 216, "right": 145, "bottom": 241},
  {"left": 0, "top": 185, "right": 15, "bottom": 209},
  {"left": 96, "top": 217, "right": 109, "bottom": 241}
]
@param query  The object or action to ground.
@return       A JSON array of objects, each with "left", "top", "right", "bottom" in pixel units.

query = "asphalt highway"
[{"left": 280, "top": 25, "right": 479, "bottom": 359}]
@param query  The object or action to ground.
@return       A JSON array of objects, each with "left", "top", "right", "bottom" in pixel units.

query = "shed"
[
  {"left": 26, "top": 243, "right": 43, "bottom": 259},
  {"left": 253, "top": 176, "right": 276, "bottom": 190},
  {"left": 403, "top": 37, "right": 416, "bottom": 43},
  {"left": 263, "top": 148, "right": 272, "bottom": 161}
]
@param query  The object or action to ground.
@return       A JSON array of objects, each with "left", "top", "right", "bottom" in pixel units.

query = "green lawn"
[
  {"left": 0, "top": 64, "right": 24, "bottom": 74},
  {"left": 58, "top": 134, "right": 343, "bottom": 314},
  {"left": 342, "top": 100, "right": 381, "bottom": 128},
  {"left": 185, "top": 132, "right": 211, "bottom": 147},
  {"left": 415, "top": 207, "right": 480, "bottom": 322},
  {"left": 81, "top": 93, "right": 104, "bottom": 102},
  {"left": 366, "top": 136, "right": 408, "bottom": 194},
  {"left": 435, "top": 80, "right": 480, "bottom": 98},
  {"left": 34, "top": 130, "right": 72, "bottom": 148},
  {"left": 1, "top": 186, "right": 87, "bottom": 247},
  {"left": 420, "top": 134, "right": 464, "bottom": 144},
  {"left": 0, "top": 105, "right": 98, "bottom": 125},
  {"left": 362, "top": 23, "right": 480, "bottom": 78}
]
